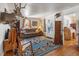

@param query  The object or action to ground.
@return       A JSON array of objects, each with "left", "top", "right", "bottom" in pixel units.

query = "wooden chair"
[
  {"left": 17, "top": 37, "right": 34, "bottom": 56},
  {"left": 3, "top": 28, "right": 17, "bottom": 56},
  {"left": 17, "top": 36, "right": 23, "bottom": 56},
  {"left": 11, "top": 28, "right": 17, "bottom": 50},
  {"left": 3, "top": 29, "right": 13, "bottom": 52}
]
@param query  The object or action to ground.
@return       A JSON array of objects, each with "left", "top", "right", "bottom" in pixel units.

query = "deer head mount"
[{"left": 14, "top": 3, "right": 27, "bottom": 16}]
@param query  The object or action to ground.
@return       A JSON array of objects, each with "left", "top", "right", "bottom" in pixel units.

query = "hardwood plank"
[{"left": 46, "top": 39, "right": 79, "bottom": 56}]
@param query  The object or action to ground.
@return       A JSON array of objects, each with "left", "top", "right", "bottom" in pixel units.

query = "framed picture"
[
  {"left": 47, "top": 19, "right": 53, "bottom": 34},
  {"left": 45, "top": 16, "right": 55, "bottom": 38},
  {"left": 23, "top": 19, "right": 31, "bottom": 29},
  {"left": 31, "top": 20, "right": 38, "bottom": 28}
]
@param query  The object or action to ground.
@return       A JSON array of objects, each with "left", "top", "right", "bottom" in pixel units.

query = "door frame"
[{"left": 62, "top": 13, "right": 78, "bottom": 45}]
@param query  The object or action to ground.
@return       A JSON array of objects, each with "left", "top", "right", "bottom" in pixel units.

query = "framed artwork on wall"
[
  {"left": 23, "top": 19, "right": 31, "bottom": 29},
  {"left": 47, "top": 19, "right": 53, "bottom": 34},
  {"left": 45, "top": 16, "right": 55, "bottom": 38},
  {"left": 31, "top": 20, "right": 38, "bottom": 28},
  {"left": 32, "top": 21, "right": 37, "bottom": 26}
]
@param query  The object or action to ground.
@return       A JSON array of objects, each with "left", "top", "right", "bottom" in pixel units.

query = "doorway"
[{"left": 63, "top": 13, "right": 78, "bottom": 46}]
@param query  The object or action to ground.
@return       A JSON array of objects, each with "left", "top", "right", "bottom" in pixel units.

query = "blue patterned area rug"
[{"left": 22, "top": 36, "right": 61, "bottom": 56}]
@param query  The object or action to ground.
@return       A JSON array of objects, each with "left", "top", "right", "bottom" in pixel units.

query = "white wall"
[
  {"left": 26, "top": 17, "right": 43, "bottom": 30},
  {"left": 63, "top": 15, "right": 72, "bottom": 27},
  {"left": 0, "top": 3, "right": 15, "bottom": 13}
]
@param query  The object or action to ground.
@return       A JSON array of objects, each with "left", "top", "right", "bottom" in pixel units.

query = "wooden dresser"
[{"left": 64, "top": 27, "right": 71, "bottom": 40}]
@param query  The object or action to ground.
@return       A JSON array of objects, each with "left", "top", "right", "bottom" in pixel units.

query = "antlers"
[
  {"left": 14, "top": 3, "right": 27, "bottom": 16},
  {"left": 14, "top": 3, "right": 27, "bottom": 9},
  {"left": 20, "top": 3, "right": 27, "bottom": 8}
]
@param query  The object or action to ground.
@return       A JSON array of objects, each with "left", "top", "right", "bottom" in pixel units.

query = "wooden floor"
[{"left": 46, "top": 39, "right": 79, "bottom": 56}]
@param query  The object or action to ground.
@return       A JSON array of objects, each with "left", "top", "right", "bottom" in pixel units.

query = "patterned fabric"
[{"left": 21, "top": 36, "right": 60, "bottom": 56}]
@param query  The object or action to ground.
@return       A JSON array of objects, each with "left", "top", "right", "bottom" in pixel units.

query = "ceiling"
[
  {"left": 22, "top": 3, "right": 79, "bottom": 17},
  {"left": 0, "top": 3, "right": 79, "bottom": 17}
]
